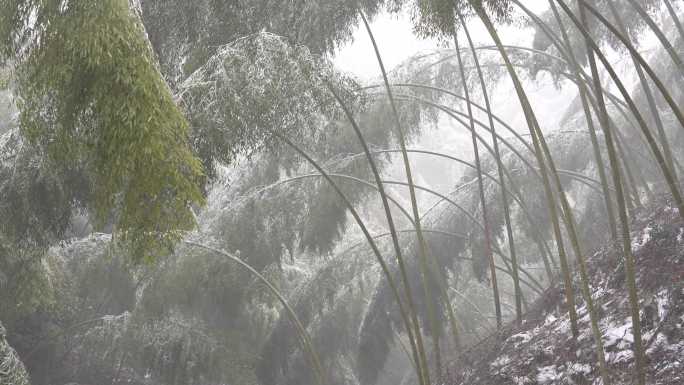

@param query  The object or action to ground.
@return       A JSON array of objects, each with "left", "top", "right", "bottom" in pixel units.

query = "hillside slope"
[{"left": 444, "top": 197, "right": 684, "bottom": 385}]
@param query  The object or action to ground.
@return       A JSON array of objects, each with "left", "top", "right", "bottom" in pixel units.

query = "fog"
[{"left": 1, "top": 1, "right": 683, "bottom": 385}]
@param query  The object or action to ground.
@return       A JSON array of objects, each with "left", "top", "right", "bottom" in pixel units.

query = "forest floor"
[{"left": 443, "top": 196, "right": 684, "bottom": 385}]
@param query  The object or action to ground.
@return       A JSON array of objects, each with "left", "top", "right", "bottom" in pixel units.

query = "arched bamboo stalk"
[
  {"left": 453, "top": 27, "right": 503, "bottom": 328},
  {"left": 470, "top": 2, "right": 610, "bottom": 382},
  {"left": 512, "top": 0, "right": 664, "bottom": 203},
  {"left": 548, "top": 0, "right": 619, "bottom": 244},
  {"left": 359, "top": 11, "right": 436, "bottom": 380},
  {"left": 560, "top": 0, "right": 684, "bottom": 221},
  {"left": 269, "top": 131, "right": 424, "bottom": 384},
  {"left": 325, "top": 80, "right": 427, "bottom": 382},
  {"left": 609, "top": 0, "right": 677, "bottom": 183},
  {"left": 184, "top": 241, "right": 326, "bottom": 385},
  {"left": 262, "top": 171, "right": 548, "bottom": 294},
  {"left": 664, "top": 0, "right": 684, "bottom": 41},
  {"left": 339, "top": 229, "right": 544, "bottom": 296},
  {"left": 577, "top": 1, "right": 645, "bottom": 383},
  {"left": 624, "top": 0, "right": 684, "bottom": 74}
]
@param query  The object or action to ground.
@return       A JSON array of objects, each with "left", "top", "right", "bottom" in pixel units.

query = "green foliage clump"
[
  {"left": 179, "top": 32, "right": 358, "bottom": 178},
  {"left": 47, "top": 237, "right": 262, "bottom": 385},
  {"left": 48, "top": 235, "right": 138, "bottom": 320},
  {"left": 258, "top": 248, "right": 376, "bottom": 385},
  {"left": 405, "top": 0, "right": 513, "bottom": 38},
  {"left": 0, "top": 131, "right": 74, "bottom": 323},
  {"left": 2, "top": 0, "right": 205, "bottom": 263},
  {"left": 140, "top": 0, "right": 390, "bottom": 82}
]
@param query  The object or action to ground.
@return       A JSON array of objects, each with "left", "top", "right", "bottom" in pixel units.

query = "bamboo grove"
[{"left": 0, "top": 1, "right": 683, "bottom": 385}]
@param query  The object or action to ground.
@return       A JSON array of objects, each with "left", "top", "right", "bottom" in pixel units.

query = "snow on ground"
[{"left": 445, "top": 198, "right": 684, "bottom": 385}]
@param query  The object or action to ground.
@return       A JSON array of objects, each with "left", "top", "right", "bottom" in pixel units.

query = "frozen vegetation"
[{"left": 0, "top": 1, "right": 683, "bottom": 385}]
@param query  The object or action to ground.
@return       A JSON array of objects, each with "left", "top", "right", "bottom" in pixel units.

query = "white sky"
[{"left": 332, "top": 1, "right": 551, "bottom": 79}]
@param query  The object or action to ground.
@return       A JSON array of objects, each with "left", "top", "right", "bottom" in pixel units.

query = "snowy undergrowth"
[{"left": 446, "top": 198, "right": 684, "bottom": 385}]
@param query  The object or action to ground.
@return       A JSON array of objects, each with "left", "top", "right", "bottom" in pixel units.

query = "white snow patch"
[
  {"left": 536, "top": 365, "right": 559, "bottom": 384},
  {"left": 655, "top": 289, "right": 670, "bottom": 321},
  {"left": 512, "top": 376, "right": 531, "bottom": 385},
  {"left": 578, "top": 326, "right": 593, "bottom": 343},
  {"left": 607, "top": 349, "right": 634, "bottom": 364},
  {"left": 569, "top": 362, "right": 592, "bottom": 376},
  {"left": 664, "top": 339, "right": 684, "bottom": 355},
  {"left": 544, "top": 313, "right": 557, "bottom": 326},
  {"left": 554, "top": 317, "right": 571, "bottom": 335},
  {"left": 490, "top": 355, "right": 511, "bottom": 369},
  {"left": 603, "top": 321, "right": 633, "bottom": 349},
  {"left": 632, "top": 225, "right": 652, "bottom": 252},
  {"left": 508, "top": 332, "right": 532, "bottom": 347},
  {"left": 646, "top": 333, "right": 669, "bottom": 355},
  {"left": 593, "top": 286, "right": 608, "bottom": 299}
]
